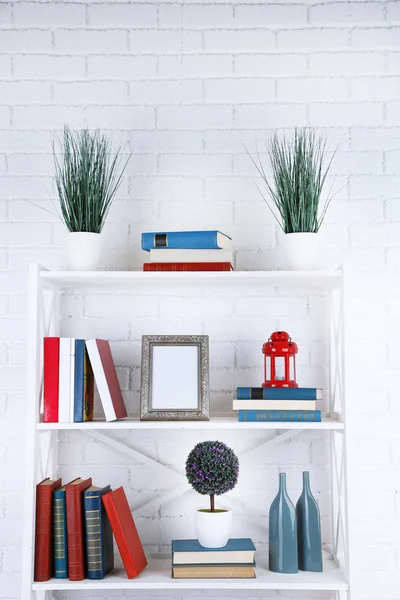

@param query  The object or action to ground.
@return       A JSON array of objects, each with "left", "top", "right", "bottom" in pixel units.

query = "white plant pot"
[
  {"left": 282, "top": 232, "right": 320, "bottom": 271},
  {"left": 67, "top": 232, "right": 103, "bottom": 271},
  {"left": 194, "top": 509, "right": 232, "bottom": 548}
]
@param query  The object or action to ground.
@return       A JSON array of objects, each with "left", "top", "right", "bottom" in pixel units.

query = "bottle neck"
[
  {"left": 278, "top": 472, "right": 287, "bottom": 494},
  {"left": 303, "top": 471, "right": 311, "bottom": 493}
]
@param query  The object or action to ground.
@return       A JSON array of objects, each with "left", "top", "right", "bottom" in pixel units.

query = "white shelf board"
[
  {"left": 32, "top": 554, "right": 348, "bottom": 591},
  {"left": 37, "top": 415, "right": 344, "bottom": 430},
  {"left": 39, "top": 269, "right": 342, "bottom": 290}
]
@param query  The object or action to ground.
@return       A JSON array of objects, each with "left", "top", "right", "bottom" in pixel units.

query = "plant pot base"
[
  {"left": 67, "top": 232, "right": 103, "bottom": 271},
  {"left": 282, "top": 233, "right": 319, "bottom": 271}
]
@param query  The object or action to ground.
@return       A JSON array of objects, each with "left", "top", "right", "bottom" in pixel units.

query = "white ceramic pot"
[
  {"left": 67, "top": 232, "right": 103, "bottom": 271},
  {"left": 194, "top": 509, "right": 232, "bottom": 548},
  {"left": 282, "top": 232, "right": 319, "bottom": 271}
]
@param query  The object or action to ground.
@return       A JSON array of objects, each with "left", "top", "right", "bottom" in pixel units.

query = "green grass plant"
[
  {"left": 53, "top": 126, "right": 129, "bottom": 233},
  {"left": 249, "top": 129, "right": 336, "bottom": 233}
]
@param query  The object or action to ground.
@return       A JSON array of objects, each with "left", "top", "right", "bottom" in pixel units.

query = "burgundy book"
[
  {"left": 43, "top": 337, "right": 60, "bottom": 422},
  {"left": 143, "top": 262, "right": 233, "bottom": 272},
  {"left": 85, "top": 339, "right": 127, "bottom": 422},
  {"left": 102, "top": 487, "right": 147, "bottom": 579},
  {"left": 66, "top": 477, "right": 92, "bottom": 581},
  {"left": 34, "top": 477, "right": 62, "bottom": 581}
]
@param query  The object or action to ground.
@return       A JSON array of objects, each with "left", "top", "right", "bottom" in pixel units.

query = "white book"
[
  {"left": 69, "top": 339, "right": 76, "bottom": 423},
  {"left": 232, "top": 400, "right": 316, "bottom": 411},
  {"left": 58, "top": 338, "right": 71, "bottom": 423},
  {"left": 149, "top": 248, "right": 233, "bottom": 263}
]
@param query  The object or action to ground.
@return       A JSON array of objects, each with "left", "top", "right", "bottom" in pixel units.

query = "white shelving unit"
[{"left": 22, "top": 264, "right": 352, "bottom": 600}]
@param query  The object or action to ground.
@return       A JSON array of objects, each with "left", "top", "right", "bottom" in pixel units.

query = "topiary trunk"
[{"left": 210, "top": 494, "right": 215, "bottom": 512}]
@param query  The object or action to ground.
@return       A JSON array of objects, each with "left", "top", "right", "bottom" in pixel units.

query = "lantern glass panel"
[
  {"left": 265, "top": 356, "right": 271, "bottom": 381},
  {"left": 275, "top": 356, "right": 285, "bottom": 380},
  {"left": 290, "top": 355, "right": 295, "bottom": 380}
]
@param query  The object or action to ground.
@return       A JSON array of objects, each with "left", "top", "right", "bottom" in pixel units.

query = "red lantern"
[{"left": 262, "top": 331, "right": 298, "bottom": 388}]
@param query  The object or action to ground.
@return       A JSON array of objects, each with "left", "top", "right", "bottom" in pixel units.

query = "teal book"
[
  {"left": 236, "top": 387, "right": 322, "bottom": 400},
  {"left": 53, "top": 485, "right": 68, "bottom": 579},
  {"left": 83, "top": 485, "right": 114, "bottom": 579},
  {"left": 141, "top": 230, "right": 231, "bottom": 251},
  {"left": 238, "top": 410, "right": 322, "bottom": 422},
  {"left": 172, "top": 538, "right": 256, "bottom": 565}
]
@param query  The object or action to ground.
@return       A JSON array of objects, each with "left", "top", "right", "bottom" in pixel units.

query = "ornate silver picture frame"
[{"left": 140, "top": 335, "right": 210, "bottom": 421}]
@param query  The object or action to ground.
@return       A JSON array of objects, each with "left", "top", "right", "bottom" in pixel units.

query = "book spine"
[
  {"left": 43, "top": 337, "right": 60, "bottom": 422},
  {"left": 149, "top": 248, "right": 232, "bottom": 263},
  {"left": 84, "top": 493, "right": 104, "bottom": 579},
  {"left": 102, "top": 493, "right": 137, "bottom": 578},
  {"left": 237, "top": 410, "right": 322, "bottom": 422},
  {"left": 74, "top": 340, "right": 85, "bottom": 423},
  {"left": 53, "top": 491, "right": 68, "bottom": 578},
  {"left": 142, "top": 231, "right": 225, "bottom": 251},
  {"left": 236, "top": 387, "right": 320, "bottom": 400},
  {"left": 59, "top": 339, "right": 71, "bottom": 423},
  {"left": 66, "top": 484, "right": 91, "bottom": 580},
  {"left": 83, "top": 347, "right": 94, "bottom": 421},
  {"left": 34, "top": 487, "right": 53, "bottom": 581},
  {"left": 69, "top": 339, "right": 76, "bottom": 423},
  {"left": 233, "top": 400, "right": 316, "bottom": 411},
  {"left": 143, "top": 262, "right": 232, "bottom": 272}
]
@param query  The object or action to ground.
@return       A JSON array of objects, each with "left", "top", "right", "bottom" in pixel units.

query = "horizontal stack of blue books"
[
  {"left": 171, "top": 538, "right": 256, "bottom": 579},
  {"left": 233, "top": 387, "right": 322, "bottom": 422}
]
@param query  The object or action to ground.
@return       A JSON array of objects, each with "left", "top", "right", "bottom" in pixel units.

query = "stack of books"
[
  {"left": 141, "top": 230, "right": 233, "bottom": 271},
  {"left": 233, "top": 387, "right": 322, "bottom": 422},
  {"left": 43, "top": 337, "right": 127, "bottom": 423},
  {"left": 171, "top": 538, "right": 256, "bottom": 579},
  {"left": 34, "top": 478, "right": 147, "bottom": 582}
]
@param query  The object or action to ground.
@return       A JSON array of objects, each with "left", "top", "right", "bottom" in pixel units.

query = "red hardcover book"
[
  {"left": 34, "top": 477, "right": 62, "bottom": 581},
  {"left": 66, "top": 477, "right": 92, "bottom": 581},
  {"left": 143, "top": 262, "right": 233, "bottom": 272},
  {"left": 43, "top": 337, "right": 60, "bottom": 422},
  {"left": 102, "top": 487, "right": 147, "bottom": 579},
  {"left": 85, "top": 339, "right": 127, "bottom": 421}
]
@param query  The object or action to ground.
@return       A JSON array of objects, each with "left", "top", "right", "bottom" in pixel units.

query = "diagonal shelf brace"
[
  {"left": 132, "top": 484, "right": 192, "bottom": 518},
  {"left": 240, "top": 429, "right": 305, "bottom": 462}
]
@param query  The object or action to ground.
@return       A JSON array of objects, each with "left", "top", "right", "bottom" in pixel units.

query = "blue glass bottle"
[
  {"left": 296, "top": 471, "right": 323, "bottom": 572},
  {"left": 269, "top": 472, "right": 298, "bottom": 573}
]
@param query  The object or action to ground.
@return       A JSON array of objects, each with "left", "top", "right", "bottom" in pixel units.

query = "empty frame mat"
[{"left": 151, "top": 345, "right": 199, "bottom": 410}]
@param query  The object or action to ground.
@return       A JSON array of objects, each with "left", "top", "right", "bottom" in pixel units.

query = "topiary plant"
[{"left": 185, "top": 441, "right": 239, "bottom": 513}]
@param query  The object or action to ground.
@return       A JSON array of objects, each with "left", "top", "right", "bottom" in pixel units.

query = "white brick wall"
[{"left": 0, "top": 1, "right": 399, "bottom": 599}]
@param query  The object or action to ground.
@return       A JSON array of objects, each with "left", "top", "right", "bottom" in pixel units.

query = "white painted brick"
[
  {"left": 0, "top": 574, "right": 20, "bottom": 598},
  {"left": 0, "top": 3, "right": 12, "bottom": 25},
  {"left": 0, "top": 55, "right": 11, "bottom": 78},
  {"left": 310, "top": 2, "right": 384, "bottom": 24},
  {"left": 206, "top": 78, "right": 275, "bottom": 103},
  {"left": 352, "top": 77, "right": 400, "bottom": 101},
  {"left": 14, "top": 54, "right": 86, "bottom": 80},
  {"left": 182, "top": 31, "right": 203, "bottom": 53},
  {"left": 352, "top": 27, "right": 400, "bottom": 48},
  {"left": 309, "top": 102, "right": 383, "bottom": 126},
  {"left": 388, "top": 51, "right": 400, "bottom": 73},
  {"left": 55, "top": 29, "right": 128, "bottom": 54},
  {"left": 235, "top": 4, "right": 306, "bottom": 26},
  {"left": 156, "top": 131, "right": 203, "bottom": 153},
  {"left": 87, "top": 55, "right": 157, "bottom": 79},
  {"left": 159, "top": 153, "right": 231, "bottom": 176},
  {"left": 385, "top": 150, "right": 400, "bottom": 174},
  {"left": 386, "top": 102, "right": 400, "bottom": 126},
  {"left": 350, "top": 126, "right": 400, "bottom": 151},
  {"left": 277, "top": 28, "right": 350, "bottom": 51},
  {"left": 158, "top": 4, "right": 181, "bottom": 27},
  {"left": 386, "top": 199, "right": 400, "bottom": 221},
  {"left": 351, "top": 175, "right": 398, "bottom": 198},
  {"left": 6, "top": 155, "right": 54, "bottom": 177},
  {"left": 235, "top": 53, "right": 307, "bottom": 76},
  {"left": 234, "top": 104, "right": 307, "bottom": 128},
  {"left": 277, "top": 78, "right": 348, "bottom": 102},
  {"left": 130, "top": 80, "right": 202, "bottom": 104},
  {"left": 158, "top": 199, "right": 233, "bottom": 224},
  {"left": 13, "top": 106, "right": 85, "bottom": 129},
  {"left": 86, "top": 106, "right": 155, "bottom": 129},
  {"left": 14, "top": 2, "right": 86, "bottom": 26},
  {"left": 182, "top": 4, "right": 233, "bottom": 28},
  {"left": 85, "top": 294, "right": 158, "bottom": 318},
  {"left": 56, "top": 81, "right": 129, "bottom": 105},
  {"left": 130, "top": 30, "right": 181, "bottom": 53},
  {"left": 0, "top": 106, "right": 11, "bottom": 127},
  {"left": 0, "top": 131, "right": 52, "bottom": 153},
  {"left": 157, "top": 105, "right": 233, "bottom": 129},
  {"left": 2, "top": 546, "right": 22, "bottom": 573},
  {"left": 0, "top": 81, "right": 52, "bottom": 104},
  {"left": 0, "top": 176, "right": 53, "bottom": 199},
  {"left": 182, "top": 55, "right": 233, "bottom": 77},
  {"left": 160, "top": 296, "right": 234, "bottom": 319},
  {"left": 0, "top": 30, "right": 52, "bottom": 52},
  {"left": 310, "top": 52, "right": 385, "bottom": 75},
  {"left": 205, "top": 29, "right": 275, "bottom": 52},
  {"left": 88, "top": 4, "right": 157, "bottom": 26}
]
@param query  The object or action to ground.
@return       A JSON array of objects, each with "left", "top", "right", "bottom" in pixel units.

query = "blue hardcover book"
[
  {"left": 73, "top": 339, "right": 85, "bottom": 422},
  {"left": 238, "top": 410, "right": 322, "bottom": 422},
  {"left": 236, "top": 387, "right": 322, "bottom": 400},
  {"left": 172, "top": 538, "right": 256, "bottom": 565},
  {"left": 141, "top": 230, "right": 231, "bottom": 251},
  {"left": 83, "top": 485, "right": 114, "bottom": 579},
  {"left": 53, "top": 485, "right": 68, "bottom": 578}
]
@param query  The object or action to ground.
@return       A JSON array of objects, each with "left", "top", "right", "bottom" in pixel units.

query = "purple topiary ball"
[{"left": 185, "top": 440, "right": 239, "bottom": 497}]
